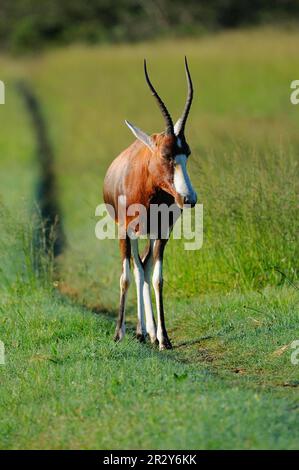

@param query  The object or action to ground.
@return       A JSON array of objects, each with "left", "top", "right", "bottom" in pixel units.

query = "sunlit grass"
[
  {"left": 0, "top": 27, "right": 299, "bottom": 449},
  {"left": 1, "top": 280, "right": 298, "bottom": 450}
]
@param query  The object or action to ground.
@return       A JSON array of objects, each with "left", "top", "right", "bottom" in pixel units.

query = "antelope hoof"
[
  {"left": 159, "top": 337, "right": 172, "bottom": 351},
  {"left": 149, "top": 335, "right": 158, "bottom": 345},
  {"left": 114, "top": 327, "right": 125, "bottom": 342},
  {"left": 136, "top": 322, "right": 146, "bottom": 342},
  {"left": 147, "top": 328, "right": 157, "bottom": 344},
  {"left": 136, "top": 332, "right": 146, "bottom": 343}
]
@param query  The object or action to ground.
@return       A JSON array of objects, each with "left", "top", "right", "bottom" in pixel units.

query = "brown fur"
[{"left": 103, "top": 133, "right": 184, "bottom": 226}]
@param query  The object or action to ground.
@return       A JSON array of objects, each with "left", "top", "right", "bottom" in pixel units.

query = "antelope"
[{"left": 103, "top": 58, "right": 197, "bottom": 350}]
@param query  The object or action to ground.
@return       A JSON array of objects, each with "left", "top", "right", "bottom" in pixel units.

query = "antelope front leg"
[
  {"left": 152, "top": 239, "right": 172, "bottom": 350},
  {"left": 114, "top": 237, "right": 131, "bottom": 342},
  {"left": 131, "top": 238, "right": 147, "bottom": 341},
  {"left": 142, "top": 240, "right": 157, "bottom": 344}
]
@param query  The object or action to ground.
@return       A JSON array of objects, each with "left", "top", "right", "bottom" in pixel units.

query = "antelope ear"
[{"left": 125, "top": 120, "right": 155, "bottom": 151}]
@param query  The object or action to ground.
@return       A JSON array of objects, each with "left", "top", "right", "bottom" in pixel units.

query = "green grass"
[
  {"left": 0, "top": 27, "right": 299, "bottom": 449},
  {"left": 0, "top": 283, "right": 298, "bottom": 450}
]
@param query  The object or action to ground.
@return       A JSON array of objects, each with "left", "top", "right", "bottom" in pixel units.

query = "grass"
[
  {"left": 0, "top": 27, "right": 299, "bottom": 449},
  {"left": 1, "top": 283, "right": 298, "bottom": 450}
]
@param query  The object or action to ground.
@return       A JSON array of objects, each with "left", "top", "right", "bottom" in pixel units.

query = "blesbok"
[{"left": 103, "top": 58, "right": 197, "bottom": 350}]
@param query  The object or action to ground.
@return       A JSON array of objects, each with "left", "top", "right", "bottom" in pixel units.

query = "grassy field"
[{"left": 0, "top": 27, "right": 299, "bottom": 449}]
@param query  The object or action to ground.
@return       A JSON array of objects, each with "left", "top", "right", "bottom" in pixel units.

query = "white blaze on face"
[{"left": 174, "top": 154, "right": 197, "bottom": 205}]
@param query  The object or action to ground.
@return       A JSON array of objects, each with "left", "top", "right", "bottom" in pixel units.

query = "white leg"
[
  {"left": 117, "top": 258, "right": 130, "bottom": 340},
  {"left": 153, "top": 257, "right": 163, "bottom": 345},
  {"left": 142, "top": 240, "right": 157, "bottom": 343},
  {"left": 114, "top": 238, "right": 131, "bottom": 342},
  {"left": 152, "top": 239, "right": 172, "bottom": 350},
  {"left": 131, "top": 238, "right": 146, "bottom": 340}
]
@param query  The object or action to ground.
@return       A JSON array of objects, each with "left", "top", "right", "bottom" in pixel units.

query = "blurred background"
[{"left": 1, "top": 0, "right": 299, "bottom": 53}]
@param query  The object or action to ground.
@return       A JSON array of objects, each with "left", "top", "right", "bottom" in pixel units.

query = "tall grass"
[
  {"left": 166, "top": 143, "right": 298, "bottom": 295},
  {"left": 0, "top": 203, "right": 57, "bottom": 294}
]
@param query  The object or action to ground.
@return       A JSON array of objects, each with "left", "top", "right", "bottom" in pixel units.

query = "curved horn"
[
  {"left": 174, "top": 56, "right": 193, "bottom": 136},
  {"left": 144, "top": 59, "right": 174, "bottom": 135}
]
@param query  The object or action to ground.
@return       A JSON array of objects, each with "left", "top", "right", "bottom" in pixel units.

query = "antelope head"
[{"left": 125, "top": 58, "right": 197, "bottom": 209}]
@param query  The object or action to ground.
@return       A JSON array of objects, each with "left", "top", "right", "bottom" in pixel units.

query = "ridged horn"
[
  {"left": 144, "top": 59, "right": 174, "bottom": 135},
  {"left": 174, "top": 56, "right": 193, "bottom": 136}
]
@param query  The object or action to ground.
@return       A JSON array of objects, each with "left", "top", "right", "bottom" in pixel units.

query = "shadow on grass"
[{"left": 17, "top": 80, "right": 65, "bottom": 258}]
